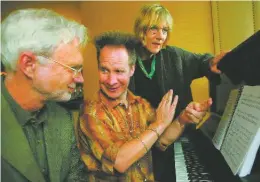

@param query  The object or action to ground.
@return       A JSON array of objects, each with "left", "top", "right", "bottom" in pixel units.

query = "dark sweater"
[{"left": 129, "top": 45, "right": 220, "bottom": 182}]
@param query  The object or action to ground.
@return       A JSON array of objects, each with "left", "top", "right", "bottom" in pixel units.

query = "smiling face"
[
  {"left": 33, "top": 38, "right": 84, "bottom": 101},
  {"left": 98, "top": 45, "right": 135, "bottom": 101},
  {"left": 143, "top": 21, "right": 169, "bottom": 54}
]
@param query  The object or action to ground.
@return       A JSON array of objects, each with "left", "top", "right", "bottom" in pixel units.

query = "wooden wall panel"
[
  {"left": 212, "top": 1, "right": 255, "bottom": 52},
  {"left": 211, "top": 1, "right": 259, "bottom": 113},
  {"left": 253, "top": 1, "right": 260, "bottom": 31}
]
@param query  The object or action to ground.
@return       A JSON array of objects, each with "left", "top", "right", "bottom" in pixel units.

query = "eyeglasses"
[
  {"left": 148, "top": 25, "right": 170, "bottom": 35},
  {"left": 38, "top": 55, "right": 83, "bottom": 77}
]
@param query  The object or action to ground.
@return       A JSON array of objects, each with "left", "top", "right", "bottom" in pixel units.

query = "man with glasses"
[
  {"left": 1, "top": 8, "right": 88, "bottom": 182},
  {"left": 37, "top": 55, "right": 84, "bottom": 103},
  {"left": 37, "top": 55, "right": 83, "bottom": 78}
]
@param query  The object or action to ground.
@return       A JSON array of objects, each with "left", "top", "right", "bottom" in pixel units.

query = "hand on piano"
[{"left": 178, "top": 98, "right": 213, "bottom": 126}]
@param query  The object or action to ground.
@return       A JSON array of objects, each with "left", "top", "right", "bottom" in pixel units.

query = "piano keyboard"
[
  {"left": 174, "top": 137, "right": 214, "bottom": 182},
  {"left": 175, "top": 138, "right": 190, "bottom": 182}
]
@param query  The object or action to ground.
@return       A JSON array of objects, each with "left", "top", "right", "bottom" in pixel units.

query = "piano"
[{"left": 174, "top": 114, "right": 260, "bottom": 182}]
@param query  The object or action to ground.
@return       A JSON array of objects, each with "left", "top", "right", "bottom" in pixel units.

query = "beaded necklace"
[{"left": 137, "top": 55, "right": 156, "bottom": 79}]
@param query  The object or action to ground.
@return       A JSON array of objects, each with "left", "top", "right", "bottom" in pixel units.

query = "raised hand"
[
  {"left": 178, "top": 98, "right": 213, "bottom": 125},
  {"left": 156, "top": 89, "right": 179, "bottom": 128}
]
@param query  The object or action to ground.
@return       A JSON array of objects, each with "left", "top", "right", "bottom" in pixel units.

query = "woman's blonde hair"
[{"left": 134, "top": 4, "right": 173, "bottom": 46}]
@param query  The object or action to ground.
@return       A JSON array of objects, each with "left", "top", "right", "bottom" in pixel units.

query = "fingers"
[
  {"left": 185, "top": 107, "right": 206, "bottom": 124},
  {"left": 190, "top": 98, "right": 213, "bottom": 112},
  {"left": 180, "top": 98, "right": 213, "bottom": 124},
  {"left": 166, "top": 89, "right": 173, "bottom": 107},
  {"left": 207, "top": 98, "right": 213, "bottom": 107},
  {"left": 210, "top": 51, "right": 227, "bottom": 74},
  {"left": 171, "top": 95, "right": 178, "bottom": 109},
  {"left": 210, "top": 59, "right": 221, "bottom": 74},
  {"left": 158, "top": 90, "right": 169, "bottom": 109},
  {"left": 170, "top": 95, "right": 178, "bottom": 114},
  {"left": 158, "top": 89, "right": 173, "bottom": 107},
  {"left": 193, "top": 103, "right": 202, "bottom": 112},
  {"left": 202, "top": 98, "right": 213, "bottom": 110},
  {"left": 156, "top": 90, "right": 178, "bottom": 126}
]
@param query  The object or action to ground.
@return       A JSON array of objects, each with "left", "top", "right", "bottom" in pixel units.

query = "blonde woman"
[{"left": 129, "top": 4, "right": 225, "bottom": 181}]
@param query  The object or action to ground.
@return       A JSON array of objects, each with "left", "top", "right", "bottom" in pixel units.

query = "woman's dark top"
[{"left": 129, "top": 45, "right": 220, "bottom": 182}]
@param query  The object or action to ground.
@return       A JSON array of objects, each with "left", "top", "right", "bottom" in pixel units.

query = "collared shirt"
[
  {"left": 1, "top": 77, "right": 49, "bottom": 180},
  {"left": 78, "top": 90, "right": 156, "bottom": 182}
]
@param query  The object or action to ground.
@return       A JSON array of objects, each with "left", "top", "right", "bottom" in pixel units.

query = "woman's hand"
[{"left": 210, "top": 51, "right": 228, "bottom": 74}]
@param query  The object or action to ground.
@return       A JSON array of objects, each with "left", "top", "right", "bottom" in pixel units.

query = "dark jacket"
[
  {"left": 129, "top": 45, "right": 220, "bottom": 117},
  {"left": 1, "top": 79, "right": 87, "bottom": 182},
  {"left": 129, "top": 45, "right": 220, "bottom": 182}
]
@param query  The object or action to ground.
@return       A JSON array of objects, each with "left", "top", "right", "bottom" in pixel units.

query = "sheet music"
[
  {"left": 238, "top": 128, "right": 260, "bottom": 177},
  {"left": 220, "top": 86, "right": 260, "bottom": 175},
  {"left": 212, "top": 89, "right": 240, "bottom": 149}
]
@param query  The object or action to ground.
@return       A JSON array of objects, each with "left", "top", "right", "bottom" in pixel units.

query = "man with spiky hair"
[{"left": 77, "top": 31, "right": 211, "bottom": 181}]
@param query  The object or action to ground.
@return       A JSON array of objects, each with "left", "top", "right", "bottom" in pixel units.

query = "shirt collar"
[{"left": 98, "top": 89, "right": 140, "bottom": 109}]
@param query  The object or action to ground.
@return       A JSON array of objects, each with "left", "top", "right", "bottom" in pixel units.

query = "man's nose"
[
  {"left": 74, "top": 73, "right": 84, "bottom": 83},
  {"left": 107, "top": 73, "right": 117, "bottom": 85}
]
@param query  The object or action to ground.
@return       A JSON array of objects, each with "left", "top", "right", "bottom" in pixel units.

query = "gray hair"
[
  {"left": 94, "top": 31, "right": 139, "bottom": 66},
  {"left": 1, "top": 8, "right": 88, "bottom": 72}
]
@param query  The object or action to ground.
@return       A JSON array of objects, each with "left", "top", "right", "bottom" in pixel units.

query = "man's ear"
[
  {"left": 19, "top": 52, "right": 37, "bottom": 78},
  {"left": 130, "top": 64, "right": 135, "bottom": 77}
]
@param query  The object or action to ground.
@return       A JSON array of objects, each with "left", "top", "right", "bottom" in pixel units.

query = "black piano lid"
[{"left": 217, "top": 30, "right": 260, "bottom": 86}]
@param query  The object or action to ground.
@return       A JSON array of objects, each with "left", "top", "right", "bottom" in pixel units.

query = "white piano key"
[{"left": 174, "top": 140, "right": 190, "bottom": 182}]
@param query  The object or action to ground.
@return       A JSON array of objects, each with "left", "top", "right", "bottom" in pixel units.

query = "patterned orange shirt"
[{"left": 78, "top": 90, "right": 156, "bottom": 182}]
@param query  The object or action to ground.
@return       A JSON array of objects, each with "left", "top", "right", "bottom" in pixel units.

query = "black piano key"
[{"left": 175, "top": 137, "right": 215, "bottom": 181}]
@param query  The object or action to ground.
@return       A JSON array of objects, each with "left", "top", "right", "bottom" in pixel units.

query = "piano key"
[
  {"left": 174, "top": 137, "right": 214, "bottom": 182},
  {"left": 175, "top": 141, "right": 190, "bottom": 182}
]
